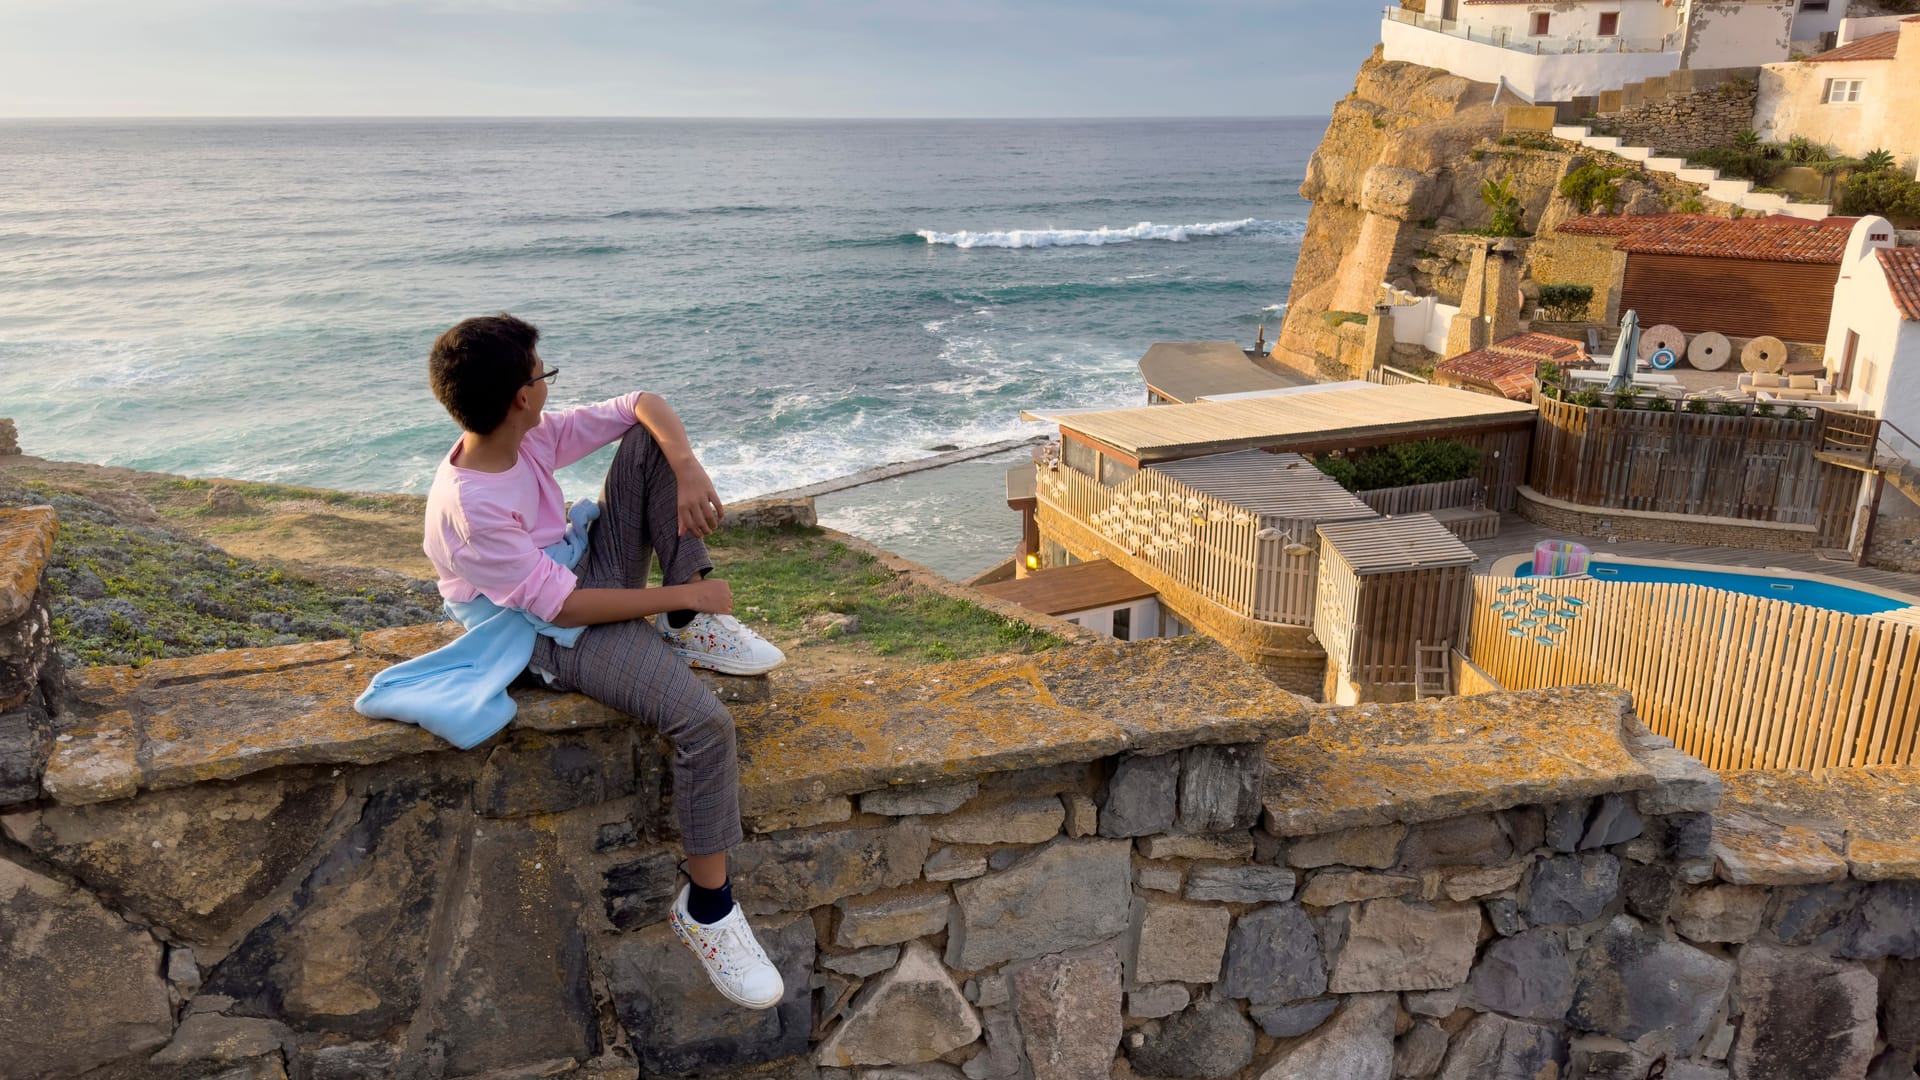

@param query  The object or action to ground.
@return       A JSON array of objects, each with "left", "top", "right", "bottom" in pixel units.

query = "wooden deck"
[
  {"left": 1466, "top": 514, "right": 1920, "bottom": 599},
  {"left": 975, "top": 559, "right": 1156, "bottom": 617}
]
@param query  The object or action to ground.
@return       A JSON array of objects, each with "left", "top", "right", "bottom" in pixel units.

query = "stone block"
[
  {"left": 1731, "top": 944, "right": 1876, "bottom": 1080},
  {"left": 149, "top": 1014, "right": 289, "bottom": 1067},
  {"left": 1397, "top": 1020, "right": 1449, "bottom": 1079},
  {"left": 1620, "top": 861, "right": 1677, "bottom": 923},
  {"left": 0, "top": 857, "right": 173, "bottom": 1080},
  {"left": 1545, "top": 800, "right": 1588, "bottom": 853},
  {"left": 1184, "top": 864, "right": 1297, "bottom": 904},
  {"left": 1221, "top": 903, "right": 1327, "bottom": 1005},
  {"left": 3, "top": 772, "right": 347, "bottom": 944},
  {"left": 302, "top": 1041, "right": 398, "bottom": 1080},
  {"left": 1128, "top": 983, "right": 1191, "bottom": 1020},
  {"left": 816, "top": 940, "right": 979, "bottom": 1068},
  {"left": 1127, "top": 1000, "right": 1256, "bottom": 1078},
  {"left": 924, "top": 846, "right": 988, "bottom": 882},
  {"left": 1670, "top": 885, "right": 1769, "bottom": 944},
  {"left": 1666, "top": 812, "right": 1713, "bottom": 860},
  {"left": 1882, "top": 958, "right": 1920, "bottom": 1051},
  {"left": 41, "top": 725, "right": 139, "bottom": 805},
  {"left": 962, "top": 1004, "right": 1023, "bottom": 1080},
  {"left": 1633, "top": 749, "right": 1722, "bottom": 815},
  {"left": 1331, "top": 898, "right": 1480, "bottom": 994},
  {"left": 1137, "top": 864, "right": 1183, "bottom": 893},
  {"left": 836, "top": 890, "right": 953, "bottom": 949},
  {"left": 1524, "top": 853, "right": 1619, "bottom": 925},
  {"left": 929, "top": 795, "right": 1064, "bottom": 846},
  {"left": 1300, "top": 870, "right": 1419, "bottom": 907},
  {"left": 1288, "top": 823, "right": 1406, "bottom": 869},
  {"left": 1255, "top": 993, "right": 1396, "bottom": 1079},
  {"left": 1176, "top": 742, "right": 1265, "bottom": 834},
  {"left": 1579, "top": 794, "right": 1643, "bottom": 849},
  {"left": 1138, "top": 832, "right": 1255, "bottom": 860},
  {"left": 1464, "top": 929, "right": 1572, "bottom": 1021},
  {"left": 1010, "top": 944, "right": 1123, "bottom": 1080},
  {"left": 1129, "top": 897, "right": 1230, "bottom": 986},
  {"left": 1251, "top": 997, "right": 1340, "bottom": 1038},
  {"left": 1770, "top": 881, "right": 1862, "bottom": 947},
  {"left": 1441, "top": 863, "right": 1526, "bottom": 902},
  {"left": 821, "top": 946, "right": 898, "bottom": 977},
  {"left": 1099, "top": 752, "right": 1179, "bottom": 838},
  {"left": 861, "top": 780, "right": 979, "bottom": 817},
  {"left": 1436, "top": 1013, "right": 1564, "bottom": 1080},
  {"left": 749, "top": 797, "right": 854, "bottom": 833},
  {"left": 1400, "top": 813, "right": 1514, "bottom": 870},
  {"left": 732, "top": 820, "right": 932, "bottom": 915},
  {"left": 602, "top": 848, "right": 681, "bottom": 931},
  {"left": 1712, "top": 810, "right": 1846, "bottom": 885},
  {"left": 1569, "top": 915, "right": 1731, "bottom": 1050},
  {"left": 1838, "top": 881, "right": 1920, "bottom": 960},
  {"left": 607, "top": 912, "right": 815, "bottom": 1076},
  {"left": 475, "top": 728, "right": 635, "bottom": 818},
  {"left": 1063, "top": 793, "right": 1098, "bottom": 837},
  {"left": 1404, "top": 987, "right": 1461, "bottom": 1017},
  {"left": 0, "top": 695, "right": 53, "bottom": 806},
  {"left": 947, "top": 839, "right": 1132, "bottom": 970}
]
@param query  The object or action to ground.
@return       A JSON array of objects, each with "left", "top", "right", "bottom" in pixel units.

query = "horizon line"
[{"left": 0, "top": 113, "right": 1325, "bottom": 122}]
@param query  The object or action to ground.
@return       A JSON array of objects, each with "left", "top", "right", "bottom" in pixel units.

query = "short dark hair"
[{"left": 428, "top": 313, "right": 541, "bottom": 435}]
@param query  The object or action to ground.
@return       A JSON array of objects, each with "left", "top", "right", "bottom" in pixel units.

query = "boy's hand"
[
  {"left": 676, "top": 461, "right": 725, "bottom": 538},
  {"left": 681, "top": 577, "right": 734, "bottom": 615}
]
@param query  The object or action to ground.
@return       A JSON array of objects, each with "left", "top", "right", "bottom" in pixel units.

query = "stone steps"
[{"left": 1547, "top": 122, "right": 1833, "bottom": 219}]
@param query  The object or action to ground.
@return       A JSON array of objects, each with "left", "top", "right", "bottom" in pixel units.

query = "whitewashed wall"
[
  {"left": 1456, "top": 0, "right": 1681, "bottom": 50},
  {"left": 1381, "top": 16, "right": 1681, "bottom": 99},
  {"left": 1381, "top": 286, "right": 1462, "bottom": 357},
  {"left": 1681, "top": 0, "right": 1796, "bottom": 68},
  {"left": 1755, "top": 23, "right": 1920, "bottom": 170},
  {"left": 1824, "top": 218, "right": 1920, "bottom": 442}
]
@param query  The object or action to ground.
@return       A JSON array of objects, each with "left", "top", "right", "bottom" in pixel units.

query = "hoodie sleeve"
[
  {"left": 526, "top": 391, "right": 644, "bottom": 470},
  {"left": 450, "top": 497, "right": 578, "bottom": 622}
]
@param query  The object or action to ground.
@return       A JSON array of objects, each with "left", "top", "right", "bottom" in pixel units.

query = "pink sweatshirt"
[{"left": 424, "top": 392, "right": 643, "bottom": 622}]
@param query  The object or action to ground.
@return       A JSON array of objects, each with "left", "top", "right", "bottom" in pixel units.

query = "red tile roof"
[
  {"left": 1880, "top": 248, "right": 1920, "bottom": 322},
  {"left": 1437, "top": 333, "right": 1586, "bottom": 400},
  {"left": 1554, "top": 214, "right": 1654, "bottom": 237},
  {"left": 1613, "top": 214, "right": 1851, "bottom": 263},
  {"left": 1808, "top": 29, "right": 1901, "bottom": 61}
]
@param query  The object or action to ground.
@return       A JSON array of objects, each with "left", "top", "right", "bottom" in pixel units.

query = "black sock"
[
  {"left": 667, "top": 609, "right": 696, "bottom": 629},
  {"left": 688, "top": 879, "right": 734, "bottom": 924}
]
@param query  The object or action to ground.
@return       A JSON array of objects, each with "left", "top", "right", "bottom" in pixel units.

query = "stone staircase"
[{"left": 1549, "top": 122, "right": 1833, "bottom": 220}]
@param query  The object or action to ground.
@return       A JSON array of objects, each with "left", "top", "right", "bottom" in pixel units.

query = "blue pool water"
[{"left": 1517, "top": 560, "right": 1910, "bottom": 615}]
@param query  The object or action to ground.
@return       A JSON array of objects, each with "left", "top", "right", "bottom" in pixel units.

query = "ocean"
[{"left": 0, "top": 118, "right": 1322, "bottom": 578}]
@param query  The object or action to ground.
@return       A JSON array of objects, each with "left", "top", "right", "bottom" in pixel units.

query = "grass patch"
[
  {"left": 143, "top": 476, "right": 421, "bottom": 515},
  {"left": 704, "top": 524, "right": 1063, "bottom": 664}
]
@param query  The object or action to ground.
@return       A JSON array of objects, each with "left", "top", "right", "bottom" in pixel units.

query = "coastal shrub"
[
  {"left": 1609, "top": 386, "right": 1639, "bottom": 409},
  {"left": 1685, "top": 398, "right": 1711, "bottom": 414},
  {"left": 1713, "top": 401, "right": 1746, "bottom": 416},
  {"left": 1538, "top": 284, "right": 1594, "bottom": 321},
  {"left": 1479, "top": 176, "right": 1527, "bottom": 237},
  {"left": 1322, "top": 310, "right": 1370, "bottom": 329},
  {"left": 1312, "top": 439, "right": 1481, "bottom": 492},
  {"left": 1497, "top": 133, "right": 1557, "bottom": 152},
  {"left": 1668, "top": 192, "right": 1707, "bottom": 213},
  {"left": 1559, "top": 164, "right": 1630, "bottom": 214},
  {"left": 1863, "top": 149, "right": 1897, "bottom": 172},
  {"left": 1837, "top": 169, "right": 1920, "bottom": 222},
  {"left": 1646, "top": 395, "right": 1675, "bottom": 412},
  {"left": 1570, "top": 388, "right": 1603, "bottom": 408}
]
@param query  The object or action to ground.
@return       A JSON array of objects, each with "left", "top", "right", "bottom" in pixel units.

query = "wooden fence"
[
  {"left": 1366, "top": 365, "right": 1431, "bottom": 386},
  {"left": 1531, "top": 395, "right": 1832, "bottom": 524},
  {"left": 1466, "top": 575, "right": 1920, "bottom": 771},
  {"left": 1356, "top": 478, "right": 1483, "bottom": 516}
]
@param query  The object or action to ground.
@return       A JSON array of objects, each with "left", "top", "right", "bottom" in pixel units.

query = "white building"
[
  {"left": 1755, "top": 16, "right": 1920, "bottom": 173},
  {"left": 1825, "top": 217, "right": 1920, "bottom": 439}
]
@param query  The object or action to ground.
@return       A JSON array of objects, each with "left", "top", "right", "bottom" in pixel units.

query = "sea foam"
[{"left": 916, "top": 219, "right": 1268, "bottom": 249}]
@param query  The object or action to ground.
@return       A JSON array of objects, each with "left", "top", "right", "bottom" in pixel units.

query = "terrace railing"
[
  {"left": 1382, "top": 7, "right": 1676, "bottom": 55},
  {"left": 1356, "top": 478, "right": 1483, "bottom": 516},
  {"left": 1467, "top": 575, "right": 1920, "bottom": 772}
]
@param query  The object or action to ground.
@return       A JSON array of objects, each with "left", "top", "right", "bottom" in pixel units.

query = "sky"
[{"left": 0, "top": 0, "right": 1378, "bottom": 118}]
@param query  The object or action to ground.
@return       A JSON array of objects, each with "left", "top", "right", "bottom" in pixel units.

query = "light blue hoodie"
[{"left": 353, "top": 500, "right": 599, "bottom": 749}]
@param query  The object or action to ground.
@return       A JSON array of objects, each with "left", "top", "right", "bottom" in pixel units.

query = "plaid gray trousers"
[{"left": 531, "top": 426, "right": 743, "bottom": 856}]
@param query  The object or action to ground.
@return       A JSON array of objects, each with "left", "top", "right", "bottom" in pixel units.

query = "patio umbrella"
[{"left": 1604, "top": 309, "right": 1640, "bottom": 395}]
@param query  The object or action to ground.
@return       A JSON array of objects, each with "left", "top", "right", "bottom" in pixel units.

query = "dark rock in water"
[{"left": 928, "top": 443, "right": 960, "bottom": 452}]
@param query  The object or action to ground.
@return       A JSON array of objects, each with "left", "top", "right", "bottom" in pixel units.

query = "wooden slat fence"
[
  {"left": 1532, "top": 396, "right": 1832, "bottom": 525},
  {"left": 1357, "top": 478, "right": 1483, "bottom": 516},
  {"left": 1467, "top": 575, "right": 1920, "bottom": 771},
  {"left": 1367, "top": 365, "right": 1431, "bottom": 386},
  {"left": 1036, "top": 464, "right": 1327, "bottom": 624}
]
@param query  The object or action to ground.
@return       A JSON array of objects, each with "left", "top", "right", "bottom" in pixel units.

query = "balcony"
[{"left": 1380, "top": 8, "right": 1682, "bottom": 102}]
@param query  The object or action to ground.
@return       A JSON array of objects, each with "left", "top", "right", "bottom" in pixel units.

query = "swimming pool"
[{"left": 1515, "top": 559, "right": 1911, "bottom": 615}]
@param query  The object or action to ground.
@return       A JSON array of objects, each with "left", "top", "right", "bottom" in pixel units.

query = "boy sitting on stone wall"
[{"left": 411, "top": 312, "right": 786, "bottom": 1009}]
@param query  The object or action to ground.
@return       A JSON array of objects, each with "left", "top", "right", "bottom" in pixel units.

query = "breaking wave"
[{"left": 915, "top": 218, "right": 1285, "bottom": 249}]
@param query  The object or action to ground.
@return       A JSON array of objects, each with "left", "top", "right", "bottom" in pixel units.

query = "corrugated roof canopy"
[
  {"left": 1317, "top": 514, "right": 1479, "bottom": 574},
  {"left": 1138, "top": 341, "right": 1313, "bottom": 403},
  {"left": 1149, "top": 451, "right": 1378, "bottom": 521},
  {"left": 975, "top": 559, "right": 1156, "bottom": 616},
  {"left": 1025, "top": 383, "right": 1536, "bottom": 463}
]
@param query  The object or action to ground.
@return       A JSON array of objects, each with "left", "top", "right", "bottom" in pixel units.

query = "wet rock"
[
  {"left": 0, "top": 857, "right": 173, "bottom": 1080},
  {"left": 1221, "top": 902, "right": 1327, "bottom": 1004},
  {"left": 1301, "top": 870, "right": 1422, "bottom": 907},
  {"left": 816, "top": 940, "right": 978, "bottom": 1068},
  {"left": 1176, "top": 742, "right": 1265, "bottom": 834},
  {"left": 923, "top": 846, "right": 988, "bottom": 882},
  {"left": 1436, "top": 1012, "right": 1564, "bottom": 1080},
  {"left": 1256, "top": 993, "right": 1396, "bottom": 1080},
  {"left": 1464, "top": 929, "right": 1572, "bottom": 1021},
  {"left": 1396, "top": 1020, "right": 1449, "bottom": 1079},
  {"left": 1252, "top": 997, "right": 1340, "bottom": 1038},
  {"left": 1400, "top": 814, "right": 1514, "bottom": 869},
  {"left": 1670, "top": 885, "right": 1769, "bottom": 944},
  {"left": 1524, "top": 853, "right": 1619, "bottom": 925},
  {"left": 1010, "top": 944, "right": 1123, "bottom": 1080},
  {"left": 1330, "top": 899, "right": 1481, "bottom": 993},
  {"left": 929, "top": 796, "right": 1064, "bottom": 846},
  {"left": 1130, "top": 897, "right": 1230, "bottom": 985},
  {"left": 1569, "top": 915, "right": 1731, "bottom": 1050},
  {"left": 948, "top": 839, "right": 1131, "bottom": 970},
  {"left": 1099, "top": 752, "right": 1179, "bottom": 838},
  {"left": 606, "top": 912, "right": 815, "bottom": 1076},
  {"left": 602, "top": 847, "right": 680, "bottom": 931},
  {"left": 835, "top": 890, "right": 952, "bottom": 949},
  {"left": 1288, "top": 823, "right": 1407, "bottom": 870},
  {"left": 1184, "top": 864, "right": 1297, "bottom": 904},
  {"left": 731, "top": 820, "right": 931, "bottom": 915},
  {"left": 1128, "top": 983, "right": 1191, "bottom": 1020},
  {"left": 1128, "top": 999, "right": 1256, "bottom": 1078},
  {"left": 1731, "top": 944, "right": 1876, "bottom": 1080},
  {"left": 1839, "top": 881, "right": 1920, "bottom": 960}
]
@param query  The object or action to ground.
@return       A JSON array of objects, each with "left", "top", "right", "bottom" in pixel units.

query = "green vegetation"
[
  {"left": 1497, "top": 132, "right": 1558, "bottom": 152},
  {"left": 1559, "top": 163, "right": 1630, "bottom": 214},
  {"left": 1837, "top": 168, "right": 1920, "bottom": 222},
  {"left": 1667, "top": 192, "right": 1707, "bottom": 214},
  {"left": 1322, "top": 310, "right": 1371, "bottom": 329},
  {"left": 148, "top": 476, "right": 419, "bottom": 515},
  {"left": 703, "top": 525, "right": 1062, "bottom": 664},
  {"left": 1312, "top": 439, "right": 1482, "bottom": 492},
  {"left": 1478, "top": 176, "right": 1529, "bottom": 237},
  {"left": 1537, "top": 284, "right": 1595, "bottom": 322}
]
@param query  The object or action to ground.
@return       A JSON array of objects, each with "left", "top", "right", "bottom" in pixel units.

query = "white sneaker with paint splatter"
[
  {"left": 657, "top": 612, "right": 785, "bottom": 676},
  {"left": 669, "top": 884, "right": 784, "bottom": 1010}
]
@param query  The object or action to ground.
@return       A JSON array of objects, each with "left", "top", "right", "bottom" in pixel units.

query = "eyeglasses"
[{"left": 527, "top": 366, "right": 559, "bottom": 386}]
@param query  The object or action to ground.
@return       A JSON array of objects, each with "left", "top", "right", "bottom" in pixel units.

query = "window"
[
  {"left": 1825, "top": 79, "right": 1863, "bottom": 104},
  {"left": 1800, "top": 0, "right": 1829, "bottom": 10},
  {"left": 1531, "top": 11, "right": 1551, "bottom": 35},
  {"left": 1597, "top": 12, "right": 1619, "bottom": 35},
  {"left": 1112, "top": 606, "right": 1131, "bottom": 641}
]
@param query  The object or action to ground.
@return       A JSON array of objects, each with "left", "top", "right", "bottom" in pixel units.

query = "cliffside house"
[
  {"left": 1382, "top": 0, "right": 1796, "bottom": 102},
  {"left": 974, "top": 559, "right": 1178, "bottom": 640},
  {"left": 1548, "top": 212, "right": 1855, "bottom": 344},
  {"left": 1755, "top": 16, "right": 1920, "bottom": 175},
  {"left": 1434, "top": 331, "right": 1587, "bottom": 399},
  {"left": 1825, "top": 216, "right": 1920, "bottom": 437}
]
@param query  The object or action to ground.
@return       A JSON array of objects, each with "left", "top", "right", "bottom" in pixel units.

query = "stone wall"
[
  {"left": 0, "top": 507, "right": 61, "bottom": 805},
  {"left": 1518, "top": 485, "right": 1818, "bottom": 553},
  {"left": 1868, "top": 513, "right": 1920, "bottom": 574},
  {"left": 7, "top": 595, "right": 1920, "bottom": 1080},
  {"left": 1594, "top": 80, "right": 1758, "bottom": 156}
]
